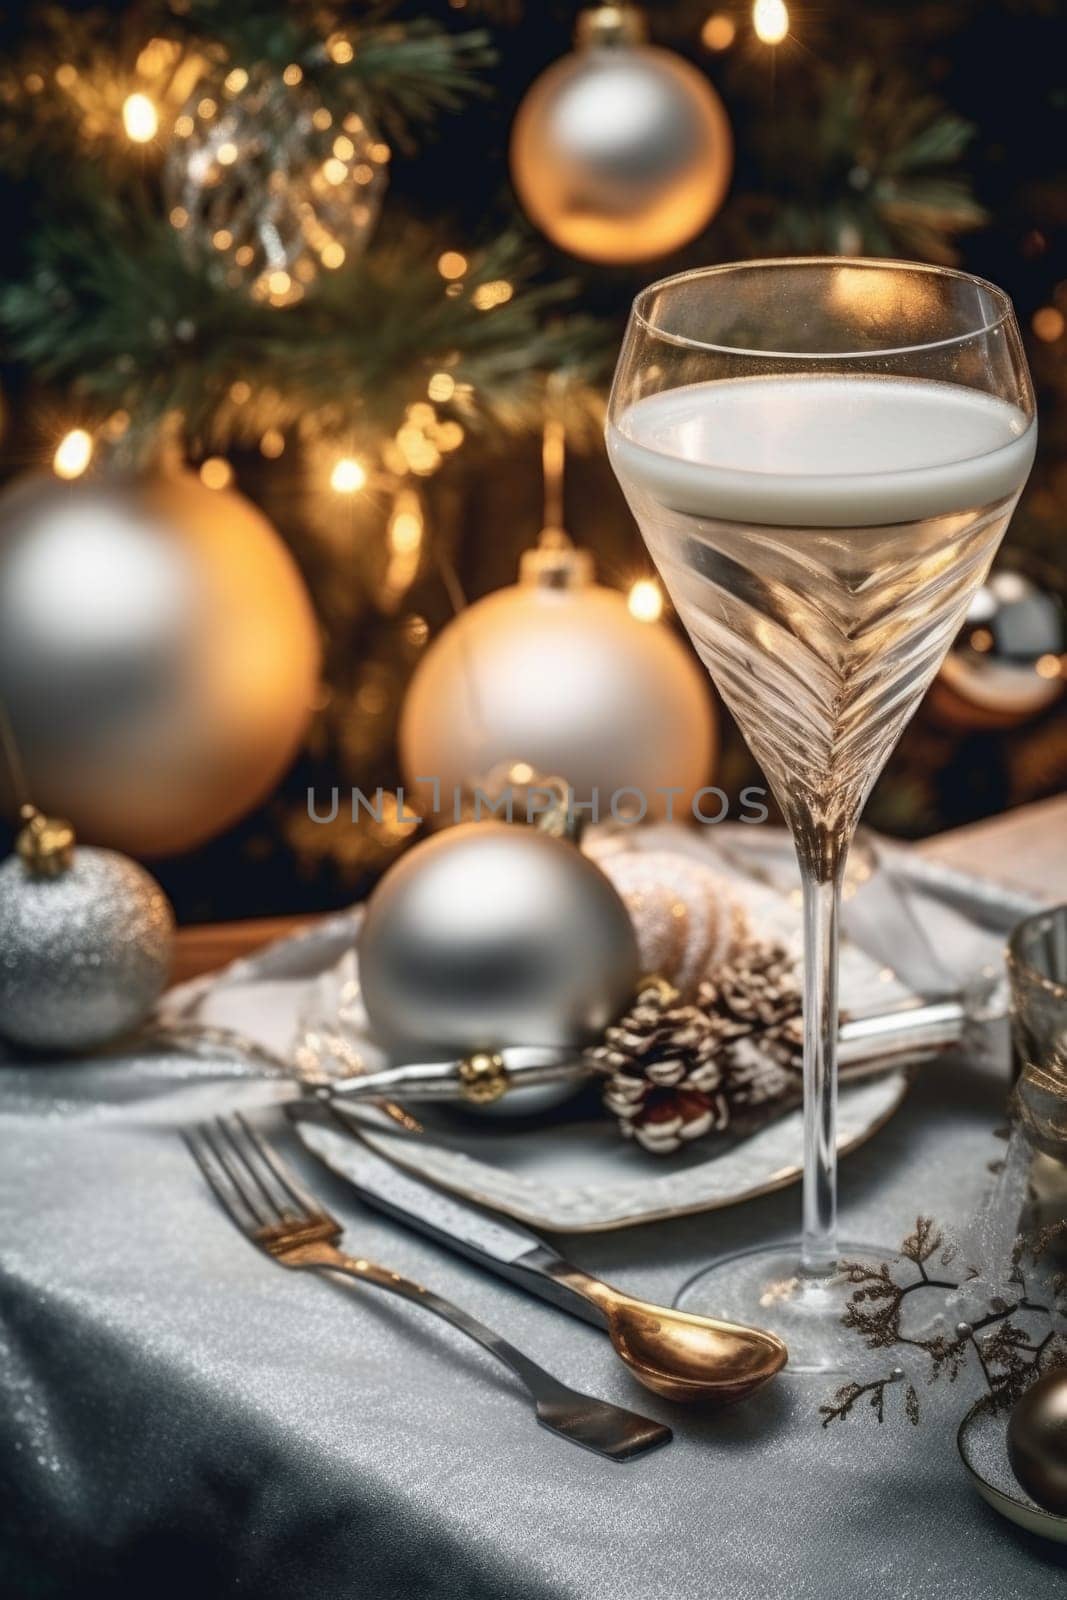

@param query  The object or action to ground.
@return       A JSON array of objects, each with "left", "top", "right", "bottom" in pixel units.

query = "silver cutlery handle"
[{"left": 308, "top": 1248, "right": 671, "bottom": 1461}]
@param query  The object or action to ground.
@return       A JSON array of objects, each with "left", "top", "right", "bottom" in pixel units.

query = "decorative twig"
[{"left": 820, "top": 1216, "right": 1067, "bottom": 1428}]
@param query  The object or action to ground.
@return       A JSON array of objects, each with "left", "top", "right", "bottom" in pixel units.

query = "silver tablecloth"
[{"left": 2, "top": 839, "right": 1066, "bottom": 1599}]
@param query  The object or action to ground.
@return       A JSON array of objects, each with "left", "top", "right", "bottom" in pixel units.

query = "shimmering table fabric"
[{"left": 3, "top": 840, "right": 1067, "bottom": 1599}]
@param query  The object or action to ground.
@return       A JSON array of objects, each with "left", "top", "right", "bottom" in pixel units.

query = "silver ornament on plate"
[
  {"left": 0, "top": 470, "right": 320, "bottom": 856},
  {"left": 358, "top": 820, "right": 640, "bottom": 1114},
  {"left": 165, "top": 64, "right": 388, "bottom": 305},
  {"left": 399, "top": 542, "right": 716, "bottom": 824},
  {"left": 0, "top": 810, "right": 173, "bottom": 1054},
  {"left": 510, "top": 5, "right": 732, "bottom": 264}
]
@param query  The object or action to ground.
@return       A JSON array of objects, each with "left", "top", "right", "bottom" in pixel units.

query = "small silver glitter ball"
[
  {"left": 359, "top": 822, "right": 639, "bottom": 1111},
  {"left": 0, "top": 848, "right": 173, "bottom": 1053}
]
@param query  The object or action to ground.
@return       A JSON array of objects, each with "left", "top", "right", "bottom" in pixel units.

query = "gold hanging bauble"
[
  {"left": 509, "top": 5, "right": 732, "bottom": 264},
  {"left": 0, "top": 470, "right": 320, "bottom": 856}
]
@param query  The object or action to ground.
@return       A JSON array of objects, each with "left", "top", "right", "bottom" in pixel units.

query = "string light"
[
  {"left": 1036, "top": 654, "right": 1063, "bottom": 680},
  {"left": 200, "top": 457, "right": 233, "bottom": 490},
  {"left": 330, "top": 457, "right": 367, "bottom": 494},
  {"left": 628, "top": 579, "right": 664, "bottom": 623},
  {"left": 472, "top": 280, "right": 514, "bottom": 311},
  {"left": 702, "top": 14, "right": 737, "bottom": 50},
  {"left": 427, "top": 372, "right": 455, "bottom": 402},
  {"left": 327, "top": 34, "right": 355, "bottom": 65},
  {"left": 1032, "top": 307, "right": 1065, "bottom": 342},
  {"left": 753, "top": 0, "right": 789, "bottom": 44},
  {"left": 53, "top": 428, "right": 93, "bottom": 480},
  {"left": 437, "top": 251, "right": 468, "bottom": 280},
  {"left": 260, "top": 429, "right": 285, "bottom": 459},
  {"left": 320, "top": 241, "right": 346, "bottom": 269},
  {"left": 283, "top": 64, "right": 303, "bottom": 87},
  {"left": 384, "top": 490, "right": 425, "bottom": 603},
  {"left": 122, "top": 92, "right": 158, "bottom": 143}
]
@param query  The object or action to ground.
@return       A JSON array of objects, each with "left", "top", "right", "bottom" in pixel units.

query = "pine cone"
[
  {"left": 701, "top": 939, "right": 804, "bottom": 1110},
  {"left": 698, "top": 940, "right": 802, "bottom": 1032},
  {"left": 587, "top": 979, "right": 733, "bottom": 1154},
  {"left": 591, "top": 941, "right": 806, "bottom": 1155}
]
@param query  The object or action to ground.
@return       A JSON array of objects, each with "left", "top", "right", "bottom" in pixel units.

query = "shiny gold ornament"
[
  {"left": 0, "top": 471, "right": 320, "bottom": 856},
  {"left": 510, "top": 5, "right": 732, "bottom": 264},
  {"left": 400, "top": 542, "right": 716, "bottom": 824},
  {"left": 15, "top": 805, "right": 75, "bottom": 877},
  {"left": 164, "top": 64, "right": 387, "bottom": 305},
  {"left": 458, "top": 1052, "right": 509, "bottom": 1105},
  {"left": 1008, "top": 1370, "right": 1067, "bottom": 1515}
]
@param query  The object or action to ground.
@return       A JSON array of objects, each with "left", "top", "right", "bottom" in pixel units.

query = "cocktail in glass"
[{"left": 607, "top": 259, "right": 1036, "bottom": 1370}]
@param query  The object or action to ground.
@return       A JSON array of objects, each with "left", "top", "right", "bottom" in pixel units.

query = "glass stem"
[{"left": 800, "top": 863, "right": 845, "bottom": 1275}]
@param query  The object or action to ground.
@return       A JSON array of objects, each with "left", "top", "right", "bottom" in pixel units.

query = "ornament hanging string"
[{"left": 0, "top": 693, "right": 31, "bottom": 815}]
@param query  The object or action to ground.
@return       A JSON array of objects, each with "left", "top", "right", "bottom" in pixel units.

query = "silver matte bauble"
[
  {"left": 359, "top": 822, "right": 640, "bottom": 1111},
  {"left": 933, "top": 569, "right": 1066, "bottom": 730},
  {"left": 0, "top": 471, "right": 320, "bottom": 855},
  {"left": 399, "top": 547, "right": 716, "bottom": 824},
  {"left": 510, "top": 7, "right": 732, "bottom": 263},
  {"left": 0, "top": 847, "right": 173, "bottom": 1053}
]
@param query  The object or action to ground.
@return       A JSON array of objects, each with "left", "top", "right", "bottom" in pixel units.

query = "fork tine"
[
  {"left": 184, "top": 1126, "right": 265, "bottom": 1236},
  {"left": 214, "top": 1116, "right": 295, "bottom": 1226},
  {"left": 200, "top": 1119, "right": 277, "bottom": 1228},
  {"left": 233, "top": 1111, "right": 338, "bottom": 1228}
]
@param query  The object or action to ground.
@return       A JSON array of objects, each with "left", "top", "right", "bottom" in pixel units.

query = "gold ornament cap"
[
  {"left": 519, "top": 531, "right": 595, "bottom": 590},
  {"left": 576, "top": 4, "right": 648, "bottom": 47},
  {"left": 16, "top": 804, "right": 75, "bottom": 877}
]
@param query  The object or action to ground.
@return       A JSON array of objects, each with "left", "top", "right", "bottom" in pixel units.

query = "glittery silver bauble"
[
  {"left": 1008, "top": 1369, "right": 1067, "bottom": 1515},
  {"left": 932, "top": 569, "right": 1066, "bottom": 730},
  {"left": 359, "top": 822, "right": 640, "bottom": 1107},
  {"left": 0, "top": 470, "right": 320, "bottom": 856},
  {"left": 165, "top": 64, "right": 388, "bottom": 305},
  {"left": 592, "top": 848, "right": 747, "bottom": 996},
  {"left": 509, "top": 6, "right": 732, "bottom": 264},
  {"left": 0, "top": 845, "right": 173, "bottom": 1053},
  {"left": 399, "top": 545, "right": 716, "bottom": 824}
]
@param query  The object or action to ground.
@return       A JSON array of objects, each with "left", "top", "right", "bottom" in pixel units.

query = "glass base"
[{"left": 674, "top": 1241, "right": 895, "bottom": 1376}]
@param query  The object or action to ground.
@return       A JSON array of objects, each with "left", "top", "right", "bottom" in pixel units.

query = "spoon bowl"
[
  {"left": 605, "top": 1295, "right": 788, "bottom": 1404},
  {"left": 541, "top": 1260, "right": 788, "bottom": 1404}
]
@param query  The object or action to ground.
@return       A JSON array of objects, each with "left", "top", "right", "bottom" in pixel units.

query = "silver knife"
[
  {"left": 289, "top": 1101, "right": 620, "bottom": 1330},
  {"left": 317, "top": 994, "right": 965, "bottom": 1107}
]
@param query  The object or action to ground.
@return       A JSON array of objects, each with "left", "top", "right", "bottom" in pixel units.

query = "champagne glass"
[{"left": 606, "top": 259, "right": 1036, "bottom": 1371}]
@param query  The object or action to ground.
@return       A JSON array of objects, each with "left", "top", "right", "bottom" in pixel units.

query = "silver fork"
[{"left": 185, "top": 1113, "right": 672, "bottom": 1462}]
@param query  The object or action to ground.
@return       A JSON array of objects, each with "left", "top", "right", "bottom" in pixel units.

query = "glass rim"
[
  {"left": 1007, "top": 904, "right": 1067, "bottom": 1001},
  {"left": 630, "top": 256, "right": 1017, "bottom": 362}
]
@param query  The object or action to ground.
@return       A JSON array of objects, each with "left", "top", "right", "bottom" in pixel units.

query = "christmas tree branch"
[{"left": 0, "top": 196, "right": 606, "bottom": 460}]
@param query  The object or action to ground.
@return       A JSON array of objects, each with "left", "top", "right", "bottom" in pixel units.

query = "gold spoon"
[
  {"left": 296, "top": 1101, "right": 788, "bottom": 1405},
  {"left": 534, "top": 1257, "right": 788, "bottom": 1404}
]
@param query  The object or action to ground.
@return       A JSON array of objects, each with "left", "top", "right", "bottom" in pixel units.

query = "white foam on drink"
[{"left": 608, "top": 375, "right": 1035, "bottom": 527}]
